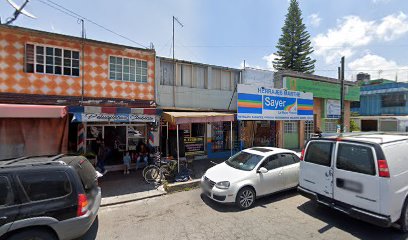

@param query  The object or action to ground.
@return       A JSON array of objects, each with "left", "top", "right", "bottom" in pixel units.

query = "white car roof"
[
  {"left": 243, "top": 147, "right": 296, "bottom": 157},
  {"left": 321, "top": 134, "right": 408, "bottom": 145}
]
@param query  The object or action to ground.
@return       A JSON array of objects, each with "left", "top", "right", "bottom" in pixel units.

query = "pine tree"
[{"left": 273, "top": 0, "right": 316, "bottom": 73}]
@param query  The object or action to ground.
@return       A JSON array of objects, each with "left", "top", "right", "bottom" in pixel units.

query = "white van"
[{"left": 298, "top": 134, "right": 408, "bottom": 232}]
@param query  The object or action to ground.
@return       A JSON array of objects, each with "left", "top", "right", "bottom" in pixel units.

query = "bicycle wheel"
[
  {"left": 144, "top": 166, "right": 162, "bottom": 184},
  {"left": 142, "top": 165, "right": 156, "bottom": 178}
]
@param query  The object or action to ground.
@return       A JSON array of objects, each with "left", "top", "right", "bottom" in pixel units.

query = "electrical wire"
[{"left": 34, "top": 0, "right": 149, "bottom": 49}]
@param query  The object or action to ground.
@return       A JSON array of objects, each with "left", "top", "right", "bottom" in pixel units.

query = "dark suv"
[{"left": 0, "top": 155, "right": 101, "bottom": 240}]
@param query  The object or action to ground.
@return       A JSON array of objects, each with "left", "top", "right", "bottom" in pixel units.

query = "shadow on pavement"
[
  {"left": 99, "top": 170, "right": 159, "bottom": 198},
  {"left": 201, "top": 188, "right": 298, "bottom": 213},
  {"left": 297, "top": 200, "right": 408, "bottom": 240},
  {"left": 80, "top": 216, "right": 99, "bottom": 240}
]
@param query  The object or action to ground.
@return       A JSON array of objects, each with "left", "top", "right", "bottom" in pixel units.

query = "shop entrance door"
[
  {"left": 253, "top": 121, "right": 276, "bottom": 147},
  {"left": 283, "top": 121, "right": 299, "bottom": 150},
  {"left": 104, "top": 126, "right": 126, "bottom": 165}
]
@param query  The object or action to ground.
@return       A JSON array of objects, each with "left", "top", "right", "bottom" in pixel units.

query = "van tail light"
[
  {"left": 77, "top": 194, "right": 89, "bottom": 217},
  {"left": 378, "top": 160, "right": 390, "bottom": 178},
  {"left": 300, "top": 149, "right": 305, "bottom": 161}
]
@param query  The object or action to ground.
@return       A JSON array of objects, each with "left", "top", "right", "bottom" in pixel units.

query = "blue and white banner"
[
  {"left": 237, "top": 84, "right": 314, "bottom": 120},
  {"left": 326, "top": 99, "right": 341, "bottom": 119},
  {"left": 72, "top": 113, "right": 156, "bottom": 123}
]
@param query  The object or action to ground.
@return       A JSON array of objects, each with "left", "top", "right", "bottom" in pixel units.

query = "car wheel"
[
  {"left": 7, "top": 229, "right": 57, "bottom": 240},
  {"left": 400, "top": 198, "right": 408, "bottom": 232},
  {"left": 236, "top": 187, "right": 256, "bottom": 210}
]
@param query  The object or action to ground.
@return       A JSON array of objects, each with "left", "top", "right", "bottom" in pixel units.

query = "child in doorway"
[{"left": 123, "top": 151, "right": 131, "bottom": 174}]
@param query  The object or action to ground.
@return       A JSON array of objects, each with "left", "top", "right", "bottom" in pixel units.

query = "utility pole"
[
  {"left": 172, "top": 16, "right": 183, "bottom": 107},
  {"left": 339, "top": 57, "right": 345, "bottom": 133}
]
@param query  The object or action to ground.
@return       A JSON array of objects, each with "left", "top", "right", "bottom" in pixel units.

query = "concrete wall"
[
  {"left": 155, "top": 57, "right": 239, "bottom": 110},
  {"left": 157, "top": 85, "right": 237, "bottom": 110}
]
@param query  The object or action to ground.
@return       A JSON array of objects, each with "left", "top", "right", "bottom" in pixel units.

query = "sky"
[{"left": 1, "top": 0, "right": 408, "bottom": 81}]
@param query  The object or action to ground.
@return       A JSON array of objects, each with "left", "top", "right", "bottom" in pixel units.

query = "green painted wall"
[
  {"left": 284, "top": 132, "right": 299, "bottom": 150},
  {"left": 285, "top": 77, "right": 360, "bottom": 101}
]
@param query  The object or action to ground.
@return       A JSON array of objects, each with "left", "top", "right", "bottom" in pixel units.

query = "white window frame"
[
  {"left": 109, "top": 55, "right": 148, "bottom": 83},
  {"left": 284, "top": 121, "right": 298, "bottom": 133},
  {"left": 305, "top": 120, "right": 314, "bottom": 140},
  {"left": 325, "top": 119, "right": 338, "bottom": 133},
  {"left": 25, "top": 43, "right": 80, "bottom": 77}
]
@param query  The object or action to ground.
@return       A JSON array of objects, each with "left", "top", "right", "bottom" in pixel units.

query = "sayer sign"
[{"left": 237, "top": 84, "right": 313, "bottom": 120}]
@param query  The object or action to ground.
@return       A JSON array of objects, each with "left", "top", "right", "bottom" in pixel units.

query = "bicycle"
[{"left": 143, "top": 152, "right": 176, "bottom": 184}]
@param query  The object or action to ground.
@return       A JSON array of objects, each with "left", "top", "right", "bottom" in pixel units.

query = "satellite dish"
[{"left": 7, "top": 0, "right": 37, "bottom": 19}]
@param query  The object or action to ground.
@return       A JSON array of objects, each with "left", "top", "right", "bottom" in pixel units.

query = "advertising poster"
[{"left": 237, "top": 84, "right": 313, "bottom": 120}]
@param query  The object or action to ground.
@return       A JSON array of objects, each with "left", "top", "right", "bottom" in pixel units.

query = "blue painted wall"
[{"left": 356, "top": 83, "right": 408, "bottom": 116}]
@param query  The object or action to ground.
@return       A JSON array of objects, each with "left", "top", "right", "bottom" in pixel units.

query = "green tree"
[{"left": 273, "top": 0, "right": 316, "bottom": 73}]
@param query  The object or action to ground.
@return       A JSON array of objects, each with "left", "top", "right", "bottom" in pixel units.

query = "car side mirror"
[{"left": 257, "top": 167, "right": 268, "bottom": 174}]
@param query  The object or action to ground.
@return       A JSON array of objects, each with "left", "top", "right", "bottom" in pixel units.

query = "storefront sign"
[
  {"left": 326, "top": 99, "right": 341, "bottom": 119},
  {"left": 284, "top": 77, "right": 360, "bottom": 101},
  {"left": 237, "top": 84, "right": 313, "bottom": 120},
  {"left": 184, "top": 137, "right": 205, "bottom": 156},
  {"left": 72, "top": 113, "right": 156, "bottom": 123}
]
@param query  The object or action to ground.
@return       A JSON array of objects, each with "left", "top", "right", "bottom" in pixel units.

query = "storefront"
[
  {"left": 161, "top": 112, "right": 236, "bottom": 165},
  {"left": 69, "top": 106, "right": 160, "bottom": 170},
  {"left": 281, "top": 75, "right": 360, "bottom": 148},
  {"left": 0, "top": 104, "right": 69, "bottom": 160},
  {"left": 237, "top": 84, "right": 314, "bottom": 150}
]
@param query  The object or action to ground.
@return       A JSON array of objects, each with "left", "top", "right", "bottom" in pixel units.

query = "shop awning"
[
  {"left": 0, "top": 104, "right": 67, "bottom": 118},
  {"left": 163, "top": 112, "right": 235, "bottom": 125}
]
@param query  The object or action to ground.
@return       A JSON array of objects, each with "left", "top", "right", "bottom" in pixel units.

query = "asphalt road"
[{"left": 83, "top": 189, "right": 408, "bottom": 240}]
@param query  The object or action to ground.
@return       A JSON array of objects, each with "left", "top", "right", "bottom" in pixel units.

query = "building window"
[
  {"left": 350, "top": 101, "right": 360, "bottom": 108},
  {"left": 325, "top": 119, "right": 337, "bottom": 133},
  {"left": 381, "top": 93, "right": 406, "bottom": 107},
  {"left": 160, "top": 61, "right": 174, "bottom": 86},
  {"left": 109, "top": 56, "right": 148, "bottom": 83},
  {"left": 284, "top": 121, "right": 298, "bottom": 133},
  {"left": 25, "top": 44, "right": 80, "bottom": 77},
  {"left": 305, "top": 120, "right": 314, "bottom": 140}
]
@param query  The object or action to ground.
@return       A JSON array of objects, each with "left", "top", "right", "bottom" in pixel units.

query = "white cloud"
[
  {"left": 239, "top": 61, "right": 262, "bottom": 70},
  {"left": 313, "top": 12, "right": 408, "bottom": 64},
  {"left": 348, "top": 54, "right": 408, "bottom": 82},
  {"left": 313, "top": 16, "right": 375, "bottom": 63},
  {"left": 262, "top": 53, "right": 279, "bottom": 71},
  {"left": 309, "top": 13, "right": 321, "bottom": 28},
  {"left": 372, "top": 0, "right": 391, "bottom": 4},
  {"left": 376, "top": 12, "right": 408, "bottom": 41}
]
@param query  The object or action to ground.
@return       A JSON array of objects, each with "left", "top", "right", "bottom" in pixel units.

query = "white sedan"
[{"left": 201, "top": 147, "right": 300, "bottom": 209}]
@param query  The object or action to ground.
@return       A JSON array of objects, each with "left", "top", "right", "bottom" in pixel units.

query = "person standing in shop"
[
  {"left": 97, "top": 140, "right": 108, "bottom": 175},
  {"left": 136, "top": 140, "right": 150, "bottom": 170},
  {"left": 123, "top": 151, "right": 131, "bottom": 175}
]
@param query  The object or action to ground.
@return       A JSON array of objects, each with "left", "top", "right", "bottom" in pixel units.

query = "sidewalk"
[
  {"left": 98, "top": 158, "right": 226, "bottom": 206},
  {"left": 98, "top": 169, "right": 166, "bottom": 206}
]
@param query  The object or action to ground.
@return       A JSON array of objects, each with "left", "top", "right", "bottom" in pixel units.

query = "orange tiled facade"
[{"left": 0, "top": 25, "right": 155, "bottom": 101}]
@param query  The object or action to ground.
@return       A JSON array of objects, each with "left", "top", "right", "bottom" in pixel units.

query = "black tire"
[
  {"left": 144, "top": 167, "right": 162, "bottom": 184},
  {"left": 7, "top": 229, "right": 57, "bottom": 240},
  {"left": 235, "top": 187, "right": 256, "bottom": 210},
  {"left": 400, "top": 198, "right": 408, "bottom": 232},
  {"left": 142, "top": 165, "right": 156, "bottom": 177}
]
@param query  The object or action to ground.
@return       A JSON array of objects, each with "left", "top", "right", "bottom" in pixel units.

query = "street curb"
[
  {"left": 165, "top": 179, "right": 201, "bottom": 193},
  {"left": 101, "top": 190, "right": 166, "bottom": 207}
]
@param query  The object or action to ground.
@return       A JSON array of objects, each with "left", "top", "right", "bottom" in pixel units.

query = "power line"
[
  {"left": 153, "top": 44, "right": 408, "bottom": 49},
  {"left": 34, "top": 0, "right": 148, "bottom": 49}
]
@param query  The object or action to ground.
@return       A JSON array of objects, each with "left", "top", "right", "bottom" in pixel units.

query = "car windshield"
[{"left": 225, "top": 151, "right": 264, "bottom": 171}]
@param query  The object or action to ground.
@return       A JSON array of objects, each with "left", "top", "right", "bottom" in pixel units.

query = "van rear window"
[
  {"left": 336, "top": 144, "right": 375, "bottom": 175},
  {"left": 304, "top": 141, "right": 333, "bottom": 167}
]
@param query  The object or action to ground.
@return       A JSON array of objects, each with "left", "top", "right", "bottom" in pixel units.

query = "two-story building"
[
  {"left": 274, "top": 71, "right": 360, "bottom": 149},
  {"left": 0, "top": 25, "right": 159, "bottom": 169},
  {"left": 351, "top": 81, "right": 408, "bottom": 132},
  {"left": 155, "top": 57, "right": 240, "bottom": 160}
]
